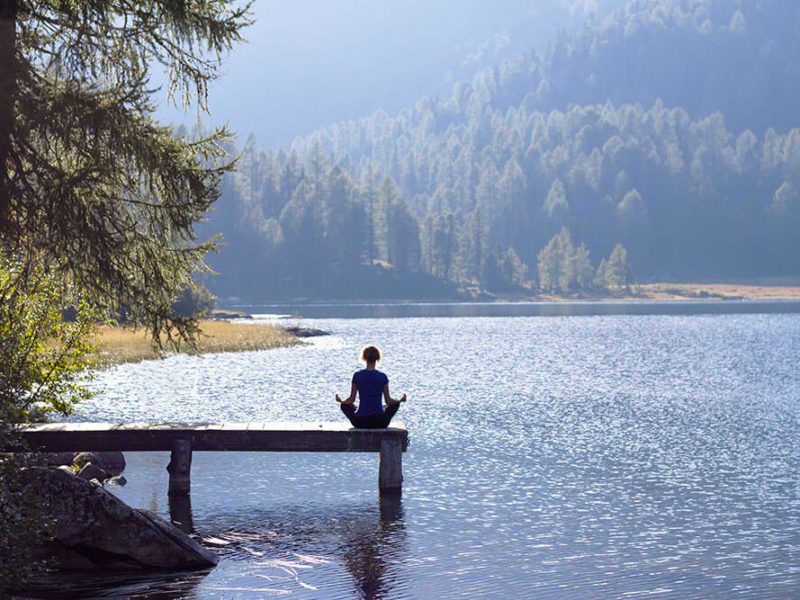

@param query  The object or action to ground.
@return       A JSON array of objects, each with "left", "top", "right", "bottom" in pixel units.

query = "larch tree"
[
  {"left": 0, "top": 1, "right": 251, "bottom": 590},
  {"left": 0, "top": 0, "right": 252, "bottom": 345}
]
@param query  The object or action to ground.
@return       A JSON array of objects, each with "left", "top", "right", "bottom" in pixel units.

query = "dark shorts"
[{"left": 340, "top": 402, "right": 400, "bottom": 429}]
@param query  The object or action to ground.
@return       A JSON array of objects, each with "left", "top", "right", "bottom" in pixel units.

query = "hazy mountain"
[
  {"left": 199, "top": 0, "right": 800, "bottom": 301},
  {"left": 157, "top": 0, "right": 627, "bottom": 148}
]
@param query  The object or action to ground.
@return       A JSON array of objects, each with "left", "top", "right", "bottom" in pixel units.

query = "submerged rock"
[{"left": 23, "top": 467, "right": 217, "bottom": 570}]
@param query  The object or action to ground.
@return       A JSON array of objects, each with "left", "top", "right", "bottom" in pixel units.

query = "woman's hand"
[
  {"left": 387, "top": 393, "right": 407, "bottom": 406},
  {"left": 336, "top": 394, "right": 354, "bottom": 404}
]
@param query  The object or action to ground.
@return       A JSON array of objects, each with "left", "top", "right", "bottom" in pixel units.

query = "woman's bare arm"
[
  {"left": 336, "top": 381, "right": 358, "bottom": 404},
  {"left": 383, "top": 383, "right": 407, "bottom": 406}
]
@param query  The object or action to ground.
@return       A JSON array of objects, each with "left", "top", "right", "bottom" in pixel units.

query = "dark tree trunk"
[{"left": 0, "top": 0, "right": 17, "bottom": 234}]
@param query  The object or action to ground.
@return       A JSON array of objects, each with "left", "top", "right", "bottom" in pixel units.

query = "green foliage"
[
  {"left": 537, "top": 227, "right": 588, "bottom": 293},
  {"left": 616, "top": 189, "right": 647, "bottom": 234},
  {"left": 423, "top": 213, "right": 460, "bottom": 280},
  {"left": 501, "top": 247, "right": 527, "bottom": 288},
  {"left": 537, "top": 228, "right": 629, "bottom": 293},
  {"left": 593, "top": 258, "right": 609, "bottom": 289},
  {"left": 571, "top": 244, "right": 594, "bottom": 290},
  {"left": 172, "top": 281, "right": 217, "bottom": 318},
  {"left": 1, "top": 0, "right": 252, "bottom": 347},
  {"left": 0, "top": 257, "right": 98, "bottom": 591},
  {"left": 0, "top": 2, "right": 251, "bottom": 591},
  {"left": 0, "top": 260, "right": 98, "bottom": 424},
  {"left": 605, "top": 244, "right": 631, "bottom": 288},
  {"left": 0, "top": 452, "right": 50, "bottom": 590},
  {"left": 544, "top": 179, "right": 569, "bottom": 222}
]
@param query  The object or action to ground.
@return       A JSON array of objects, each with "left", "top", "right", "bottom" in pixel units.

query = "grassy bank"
[
  {"left": 522, "top": 280, "right": 800, "bottom": 302},
  {"left": 94, "top": 320, "right": 301, "bottom": 366},
  {"left": 634, "top": 281, "right": 800, "bottom": 301}
]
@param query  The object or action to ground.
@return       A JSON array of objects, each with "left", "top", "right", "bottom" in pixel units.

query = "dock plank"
[{"left": 8, "top": 422, "right": 408, "bottom": 453}]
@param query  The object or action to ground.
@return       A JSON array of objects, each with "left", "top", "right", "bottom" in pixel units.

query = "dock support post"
[
  {"left": 379, "top": 439, "right": 403, "bottom": 495},
  {"left": 167, "top": 438, "right": 192, "bottom": 496},
  {"left": 168, "top": 494, "right": 194, "bottom": 533}
]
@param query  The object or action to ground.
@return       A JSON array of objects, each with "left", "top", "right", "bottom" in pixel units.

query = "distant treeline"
[{"left": 199, "top": 0, "right": 800, "bottom": 300}]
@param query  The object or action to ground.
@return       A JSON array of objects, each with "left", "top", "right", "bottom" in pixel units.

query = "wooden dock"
[{"left": 9, "top": 422, "right": 409, "bottom": 495}]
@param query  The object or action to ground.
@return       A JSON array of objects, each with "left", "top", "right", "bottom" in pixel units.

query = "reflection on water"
[
  {"left": 31, "top": 310, "right": 800, "bottom": 598},
  {"left": 342, "top": 496, "right": 406, "bottom": 599},
  {"left": 168, "top": 495, "right": 194, "bottom": 534},
  {"left": 22, "top": 497, "right": 407, "bottom": 600},
  {"left": 20, "top": 569, "right": 210, "bottom": 600},
  {"left": 193, "top": 497, "right": 408, "bottom": 599}
]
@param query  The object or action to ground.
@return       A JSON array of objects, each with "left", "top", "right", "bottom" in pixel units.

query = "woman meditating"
[{"left": 336, "top": 345, "right": 406, "bottom": 428}]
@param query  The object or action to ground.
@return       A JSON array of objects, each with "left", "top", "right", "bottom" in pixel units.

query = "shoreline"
[
  {"left": 220, "top": 282, "right": 800, "bottom": 308},
  {"left": 525, "top": 282, "right": 800, "bottom": 303},
  {"left": 91, "top": 283, "right": 800, "bottom": 367}
]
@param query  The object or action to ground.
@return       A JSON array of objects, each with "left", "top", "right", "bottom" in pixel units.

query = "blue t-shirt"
[{"left": 353, "top": 369, "right": 389, "bottom": 417}]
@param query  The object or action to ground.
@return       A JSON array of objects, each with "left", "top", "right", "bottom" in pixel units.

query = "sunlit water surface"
[{"left": 26, "top": 311, "right": 800, "bottom": 599}]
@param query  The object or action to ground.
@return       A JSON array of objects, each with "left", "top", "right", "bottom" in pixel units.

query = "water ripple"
[{"left": 45, "top": 313, "right": 800, "bottom": 599}]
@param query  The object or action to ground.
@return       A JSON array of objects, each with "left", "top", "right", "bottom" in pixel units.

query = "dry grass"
[
  {"left": 94, "top": 320, "right": 301, "bottom": 366},
  {"left": 525, "top": 280, "right": 800, "bottom": 302},
  {"left": 635, "top": 282, "right": 800, "bottom": 301}
]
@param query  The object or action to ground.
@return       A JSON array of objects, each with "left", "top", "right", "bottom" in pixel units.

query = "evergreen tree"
[
  {"left": 537, "top": 228, "right": 597, "bottom": 292},
  {"left": 361, "top": 167, "right": 379, "bottom": 265},
  {"left": 0, "top": 3, "right": 251, "bottom": 588},
  {"left": 374, "top": 176, "right": 395, "bottom": 264},
  {"left": 543, "top": 178, "right": 570, "bottom": 223},
  {"left": 593, "top": 258, "right": 609, "bottom": 289},
  {"left": 461, "top": 207, "right": 488, "bottom": 283},
  {"left": 426, "top": 213, "right": 460, "bottom": 280},
  {"left": 538, "top": 227, "right": 574, "bottom": 292},
  {"left": 605, "top": 243, "right": 631, "bottom": 288},
  {"left": 0, "top": 0, "right": 251, "bottom": 344},
  {"left": 501, "top": 247, "right": 527, "bottom": 288},
  {"left": 571, "top": 243, "right": 594, "bottom": 290},
  {"left": 616, "top": 188, "right": 648, "bottom": 238},
  {"left": 326, "top": 165, "right": 365, "bottom": 271},
  {"left": 388, "top": 199, "right": 421, "bottom": 273}
]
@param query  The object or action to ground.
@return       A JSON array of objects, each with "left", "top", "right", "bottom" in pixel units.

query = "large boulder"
[
  {"left": 23, "top": 467, "right": 217, "bottom": 570},
  {"left": 39, "top": 452, "right": 76, "bottom": 466}
]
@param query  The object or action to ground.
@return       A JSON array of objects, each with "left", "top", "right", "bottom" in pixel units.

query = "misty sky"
[{"left": 156, "top": 0, "right": 626, "bottom": 147}]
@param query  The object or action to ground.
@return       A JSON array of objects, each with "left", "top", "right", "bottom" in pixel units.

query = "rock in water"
[
  {"left": 23, "top": 467, "right": 217, "bottom": 570},
  {"left": 106, "top": 474, "right": 127, "bottom": 487},
  {"left": 73, "top": 451, "right": 126, "bottom": 476},
  {"left": 76, "top": 462, "right": 109, "bottom": 482},
  {"left": 95, "top": 451, "right": 126, "bottom": 475}
]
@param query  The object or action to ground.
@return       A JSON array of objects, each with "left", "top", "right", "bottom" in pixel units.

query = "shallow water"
[{"left": 28, "top": 311, "right": 800, "bottom": 598}]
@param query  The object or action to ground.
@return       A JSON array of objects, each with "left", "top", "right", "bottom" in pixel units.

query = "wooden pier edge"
[{"left": 8, "top": 421, "right": 409, "bottom": 496}]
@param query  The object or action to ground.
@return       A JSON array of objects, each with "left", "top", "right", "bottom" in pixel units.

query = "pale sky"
[{"left": 156, "top": 0, "right": 625, "bottom": 147}]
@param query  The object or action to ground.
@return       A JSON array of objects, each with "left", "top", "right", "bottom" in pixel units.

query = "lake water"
[{"left": 27, "top": 304, "right": 800, "bottom": 599}]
